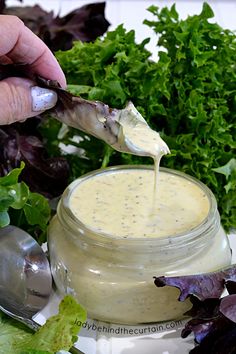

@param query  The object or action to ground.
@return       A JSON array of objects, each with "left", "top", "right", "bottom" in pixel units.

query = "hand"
[{"left": 0, "top": 15, "right": 66, "bottom": 124}]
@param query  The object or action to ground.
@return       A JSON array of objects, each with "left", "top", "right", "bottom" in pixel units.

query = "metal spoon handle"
[
  {"left": 0, "top": 305, "right": 40, "bottom": 331},
  {"left": 23, "top": 317, "right": 41, "bottom": 331}
]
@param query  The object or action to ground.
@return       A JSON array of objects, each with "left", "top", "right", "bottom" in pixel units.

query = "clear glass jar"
[{"left": 48, "top": 166, "right": 232, "bottom": 324}]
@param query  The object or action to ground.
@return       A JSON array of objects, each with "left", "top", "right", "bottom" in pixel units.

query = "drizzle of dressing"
[
  {"left": 115, "top": 101, "right": 169, "bottom": 209},
  {"left": 116, "top": 101, "right": 168, "bottom": 182}
]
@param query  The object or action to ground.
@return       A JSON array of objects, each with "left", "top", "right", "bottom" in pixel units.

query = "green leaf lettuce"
[{"left": 0, "top": 295, "right": 86, "bottom": 354}]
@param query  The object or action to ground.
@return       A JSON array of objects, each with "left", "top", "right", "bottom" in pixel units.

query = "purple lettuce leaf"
[
  {"left": 184, "top": 293, "right": 236, "bottom": 352},
  {"left": 154, "top": 264, "right": 236, "bottom": 301},
  {"left": 181, "top": 297, "right": 229, "bottom": 343},
  {"left": 189, "top": 326, "right": 236, "bottom": 354},
  {"left": 1, "top": 1, "right": 110, "bottom": 52},
  {"left": 0, "top": 123, "right": 69, "bottom": 198},
  {"left": 219, "top": 294, "right": 236, "bottom": 323},
  {"left": 154, "top": 264, "right": 236, "bottom": 353}
]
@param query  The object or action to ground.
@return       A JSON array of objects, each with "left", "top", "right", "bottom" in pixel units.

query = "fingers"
[
  {"left": 0, "top": 15, "right": 66, "bottom": 88},
  {"left": 0, "top": 77, "right": 57, "bottom": 124}
]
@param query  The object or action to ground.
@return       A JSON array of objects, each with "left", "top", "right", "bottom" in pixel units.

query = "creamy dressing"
[
  {"left": 115, "top": 102, "right": 169, "bottom": 196},
  {"left": 119, "top": 120, "right": 168, "bottom": 197},
  {"left": 69, "top": 169, "right": 210, "bottom": 238},
  {"left": 116, "top": 102, "right": 169, "bottom": 160}
]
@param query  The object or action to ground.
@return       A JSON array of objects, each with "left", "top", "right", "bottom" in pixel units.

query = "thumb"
[{"left": 0, "top": 77, "right": 58, "bottom": 124}]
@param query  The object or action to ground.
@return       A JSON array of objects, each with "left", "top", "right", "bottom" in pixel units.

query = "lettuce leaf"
[
  {"left": 0, "top": 162, "right": 51, "bottom": 242},
  {"left": 0, "top": 295, "right": 86, "bottom": 354},
  {"left": 0, "top": 123, "right": 70, "bottom": 199}
]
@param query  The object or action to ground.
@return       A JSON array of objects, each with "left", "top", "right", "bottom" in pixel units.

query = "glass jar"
[{"left": 48, "top": 166, "right": 232, "bottom": 324}]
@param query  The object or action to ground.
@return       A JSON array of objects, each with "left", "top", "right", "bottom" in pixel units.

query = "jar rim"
[{"left": 58, "top": 165, "right": 219, "bottom": 248}]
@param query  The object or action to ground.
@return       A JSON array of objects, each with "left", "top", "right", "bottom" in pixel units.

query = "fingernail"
[{"left": 31, "top": 86, "right": 58, "bottom": 112}]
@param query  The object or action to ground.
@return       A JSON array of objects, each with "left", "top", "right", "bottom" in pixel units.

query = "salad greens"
[
  {"left": 49, "top": 2, "right": 236, "bottom": 231},
  {"left": 0, "top": 162, "right": 50, "bottom": 242},
  {"left": 0, "top": 295, "right": 86, "bottom": 354}
]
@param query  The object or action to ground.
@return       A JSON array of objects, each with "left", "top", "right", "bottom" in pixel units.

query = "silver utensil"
[{"left": 0, "top": 225, "right": 84, "bottom": 354}]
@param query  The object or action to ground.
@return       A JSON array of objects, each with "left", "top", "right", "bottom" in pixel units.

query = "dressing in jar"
[{"left": 48, "top": 165, "right": 231, "bottom": 324}]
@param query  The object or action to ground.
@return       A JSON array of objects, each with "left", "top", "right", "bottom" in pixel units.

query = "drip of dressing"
[{"left": 115, "top": 102, "right": 170, "bottom": 208}]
